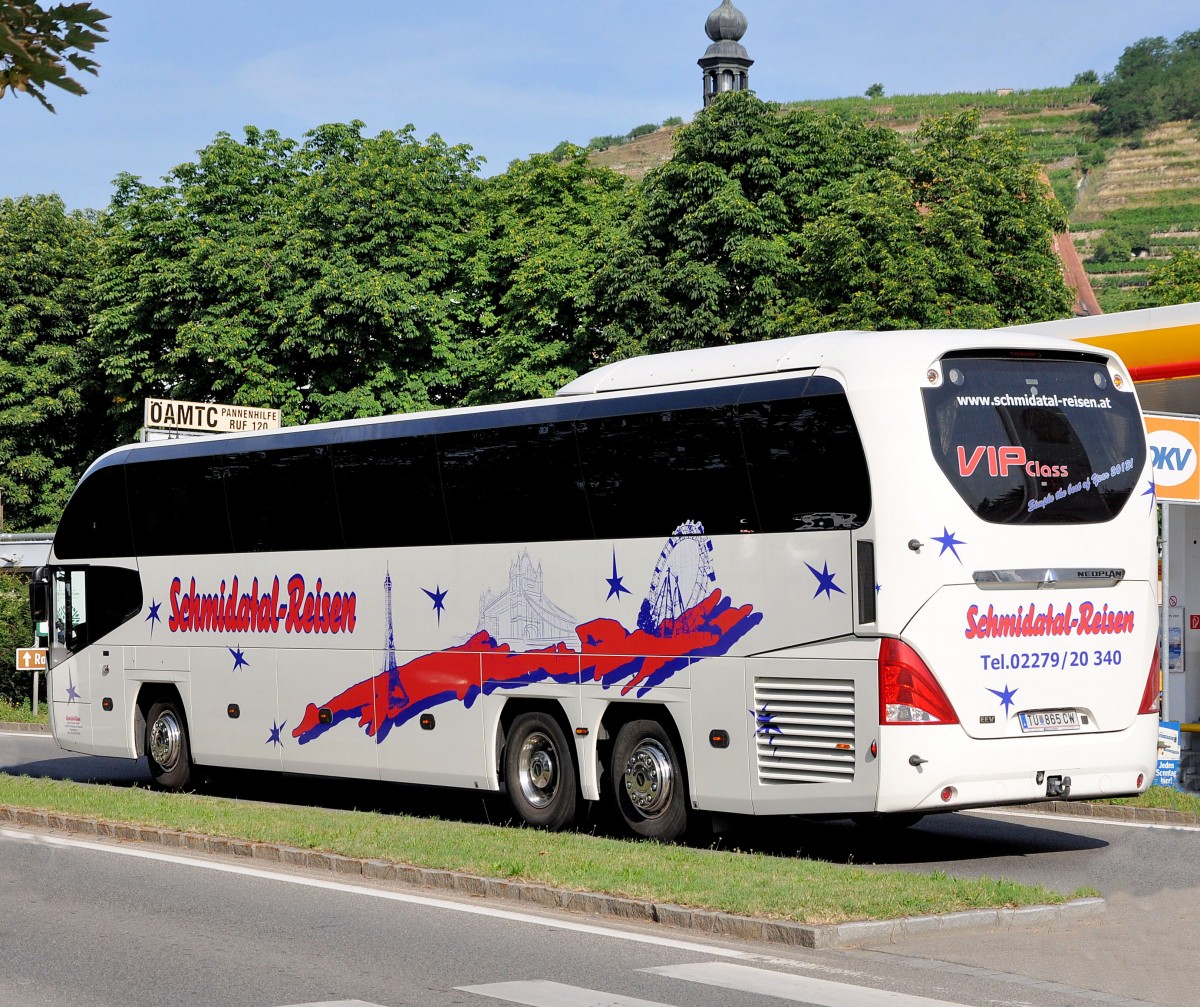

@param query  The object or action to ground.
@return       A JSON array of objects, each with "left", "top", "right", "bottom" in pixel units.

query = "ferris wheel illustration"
[{"left": 637, "top": 520, "right": 717, "bottom": 635}]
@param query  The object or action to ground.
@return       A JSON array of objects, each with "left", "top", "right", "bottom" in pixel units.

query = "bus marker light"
[
  {"left": 227, "top": 704, "right": 240, "bottom": 719},
  {"left": 869, "top": 740, "right": 877, "bottom": 757},
  {"left": 940, "top": 787, "right": 956, "bottom": 802},
  {"left": 420, "top": 713, "right": 435, "bottom": 731},
  {"left": 1137, "top": 773, "right": 1144, "bottom": 788},
  {"left": 102, "top": 698, "right": 113, "bottom": 712},
  {"left": 575, "top": 727, "right": 589, "bottom": 737},
  {"left": 318, "top": 708, "right": 332, "bottom": 725},
  {"left": 708, "top": 730, "right": 729, "bottom": 748}
]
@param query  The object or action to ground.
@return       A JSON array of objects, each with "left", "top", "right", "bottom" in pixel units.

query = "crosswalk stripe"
[
  {"left": 457, "top": 980, "right": 675, "bottom": 1007},
  {"left": 643, "top": 962, "right": 969, "bottom": 1006}
]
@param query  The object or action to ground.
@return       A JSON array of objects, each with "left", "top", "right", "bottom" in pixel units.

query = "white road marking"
[
  {"left": 0, "top": 827, "right": 792, "bottom": 964},
  {"left": 458, "top": 981, "right": 673, "bottom": 1007},
  {"left": 971, "top": 808, "right": 1200, "bottom": 832},
  {"left": 277, "top": 1002, "right": 387, "bottom": 1007},
  {"left": 0, "top": 730, "right": 55, "bottom": 739},
  {"left": 644, "top": 961, "right": 969, "bottom": 1006}
]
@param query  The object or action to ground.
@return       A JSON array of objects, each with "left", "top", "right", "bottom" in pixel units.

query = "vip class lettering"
[
  {"left": 167, "top": 575, "right": 356, "bottom": 635},
  {"left": 957, "top": 445, "right": 1067, "bottom": 479}
]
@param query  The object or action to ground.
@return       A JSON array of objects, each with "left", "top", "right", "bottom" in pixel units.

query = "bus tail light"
[
  {"left": 879, "top": 638, "right": 959, "bottom": 725},
  {"left": 1137, "top": 648, "right": 1161, "bottom": 715}
]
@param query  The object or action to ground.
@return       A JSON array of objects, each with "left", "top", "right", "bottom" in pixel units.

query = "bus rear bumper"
[{"left": 874, "top": 715, "right": 1158, "bottom": 813}]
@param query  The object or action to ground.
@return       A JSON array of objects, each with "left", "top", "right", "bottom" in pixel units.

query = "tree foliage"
[
  {"left": 1092, "top": 30, "right": 1200, "bottom": 137},
  {"left": 1131, "top": 250, "right": 1200, "bottom": 308},
  {"left": 0, "top": 573, "right": 32, "bottom": 703},
  {"left": 0, "top": 194, "right": 108, "bottom": 531},
  {"left": 465, "top": 148, "right": 631, "bottom": 404},
  {"left": 92, "top": 122, "right": 485, "bottom": 441},
  {"left": 594, "top": 92, "right": 1071, "bottom": 356},
  {"left": 0, "top": 1, "right": 108, "bottom": 111}
]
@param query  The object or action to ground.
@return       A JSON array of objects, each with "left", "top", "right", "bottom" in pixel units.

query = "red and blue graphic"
[{"left": 292, "top": 527, "right": 763, "bottom": 746}]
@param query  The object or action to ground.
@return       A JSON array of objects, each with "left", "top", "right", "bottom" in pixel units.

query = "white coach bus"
[{"left": 31, "top": 329, "right": 1160, "bottom": 840}]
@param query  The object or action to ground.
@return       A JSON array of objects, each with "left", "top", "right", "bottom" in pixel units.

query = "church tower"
[{"left": 699, "top": 0, "right": 753, "bottom": 107}]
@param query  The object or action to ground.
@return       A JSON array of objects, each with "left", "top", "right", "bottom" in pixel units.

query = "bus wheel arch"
[
  {"left": 499, "top": 701, "right": 579, "bottom": 831},
  {"left": 603, "top": 707, "right": 690, "bottom": 842},
  {"left": 136, "top": 685, "right": 193, "bottom": 791}
]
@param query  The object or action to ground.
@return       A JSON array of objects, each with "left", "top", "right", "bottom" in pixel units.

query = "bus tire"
[
  {"left": 504, "top": 712, "right": 577, "bottom": 831},
  {"left": 611, "top": 719, "right": 687, "bottom": 841},
  {"left": 145, "top": 700, "right": 193, "bottom": 791}
]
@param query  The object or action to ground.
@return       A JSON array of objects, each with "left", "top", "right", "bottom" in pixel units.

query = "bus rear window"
[{"left": 923, "top": 353, "right": 1146, "bottom": 524}]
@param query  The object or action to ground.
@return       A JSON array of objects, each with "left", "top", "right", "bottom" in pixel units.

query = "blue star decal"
[
  {"left": 65, "top": 671, "right": 79, "bottom": 704},
  {"left": 805, "top": 561, "right": 845, "bottom": 600},
  {"left": 749, "top": 704, "right": 783, "bottom": 746},
  {"left": 605, "top": 549, "right": 631, "bottom": 601},
  {"left": 422, "top": 585, "right": 448, "bottom": 624},
  {"left": 229, "top": 646, "right": 250, "bottom": 671},
  {"left": 1143, "top": 479, "right": 1157, "bottom": 514},
  {"left": 265, "top": 719, "right": 287, "bottom": 748},
  {"left": 987, "top": 683, "right": 1019, "bottom": 716},
  {"left": 933, "top": 527, "right": 966, "bottom": 564},
  {"left": 145, "top": 599, "right": 162, "bottom": 637}
]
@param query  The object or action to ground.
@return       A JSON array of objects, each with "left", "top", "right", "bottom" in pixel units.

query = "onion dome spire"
[{"left": 698, "top": 1, "right": 753, "bottom": 107}]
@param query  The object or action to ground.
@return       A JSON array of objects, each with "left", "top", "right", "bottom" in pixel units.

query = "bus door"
[{"left": 49, "top": 568, "right": 93, "bottom": 752}]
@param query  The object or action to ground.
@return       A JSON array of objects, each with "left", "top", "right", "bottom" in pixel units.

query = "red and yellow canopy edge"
[{"left": 1076, "top": 323, "right": 1200, "bottom": 380}]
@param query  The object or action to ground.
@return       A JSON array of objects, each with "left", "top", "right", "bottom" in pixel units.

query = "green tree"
[
  {"left": 0, "top": 194, "right": 109, "bottom": 531},
  {"left": 0, "top": 573, "right": 32, "bottom": 704},
  {"left": 0, "top": 2, "right": 108, "bottom": 111},
  {"left": 93, "top": 122, "right": 485, "bottom": 440},
  {"left": 465, "top": 148, "right": 631, "bottom": 404},
  {"left": 594, "top": 92, "right": 1070, "bottom": 356},
  {"left": 1093, "top": 31, "right": 1200, "bottom": 137},
  {"left": 1072, "top": 70, "right": 1099, "bottom": 86},
  {"left": 864, "top": 82, "right": 885, "bottom": 99},
  {"left": 1131, "top": 250, "right": 1200, "bottom": 307}
]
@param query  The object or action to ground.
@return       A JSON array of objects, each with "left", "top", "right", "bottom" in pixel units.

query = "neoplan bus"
[{"left": 30, "top": 329, "right": 1160, "bottom": 840}]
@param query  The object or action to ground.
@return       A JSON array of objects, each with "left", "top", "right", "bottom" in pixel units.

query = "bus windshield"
[{"left": 923, "top": 352, "right": 1146, "bottom": 524}]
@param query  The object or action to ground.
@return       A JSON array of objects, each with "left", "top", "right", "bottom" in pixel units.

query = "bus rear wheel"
[
  {"left": 611, "top": 719, "right": 687, "bottom": 841},
  {"left": 145, "top": 700, "right": 193, "bottom": 791},
  {"left": 504, "top": 712, "right": 577, "bottom": 830}
]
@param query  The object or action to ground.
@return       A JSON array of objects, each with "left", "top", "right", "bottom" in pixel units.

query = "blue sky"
[{"left": 5, "top": 1, "right": 1199, "bottom": 212}]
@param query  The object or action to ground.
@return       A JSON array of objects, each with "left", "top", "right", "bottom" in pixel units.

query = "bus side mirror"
[{"left": 29, "top": 567, "right": 49, "bottom": 624}]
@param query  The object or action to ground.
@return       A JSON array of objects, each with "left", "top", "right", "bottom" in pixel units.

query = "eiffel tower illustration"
[{"left": 382, "top": 568, "right": 405, "bottom": 704}]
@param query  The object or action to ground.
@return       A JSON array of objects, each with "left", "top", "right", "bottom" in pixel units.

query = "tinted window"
[
  {"left": 223, "top": 446, "right": 342, "bottom": 552},
  {"left": 438, "top": 422, "right": 592, "bottom": 544},
  {"left": 88, "top": 566, "right": 143, "bottom": 642},
  {"left": 333, "top": 435, "right": 450, "bottom": 548},
  {"left": 577, "top": 402, "right": 756, "bottom": 538},
  {"left": 54, "top": 464, "right": 134, "bottom": 560},
  {"left": 739, "top": 383, "right": 871, "bottom": 533},
  {"left": 127, "top": 456, "right": 233, "bottom": 556},
  {"left": 923, "top": 353, "right": 1145, "bottom": 524}
]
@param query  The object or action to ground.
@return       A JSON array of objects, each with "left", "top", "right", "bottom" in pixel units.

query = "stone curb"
[
  {"left": 0, "top": 722, "right": 50, "bottom": 734},
  {"left": 0, "top": 803, "right": 1106, "bottom": 949}
]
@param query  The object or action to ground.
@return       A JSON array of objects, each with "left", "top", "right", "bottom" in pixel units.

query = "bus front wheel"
[
  {"left": 145, "top": 700, "right": 193, "bottom": 791},
  {"left": 504, "top": 712, "right": 578, "bottom": 830},
  {"left": 611, "top": 719, "right": 687, "bottom": 841}
]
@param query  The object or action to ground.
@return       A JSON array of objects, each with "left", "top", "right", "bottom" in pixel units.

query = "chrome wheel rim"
[
  {"left": 517, "top": 730, "right": 559, "bottom": 809},
  {"left": 623, "top": 738, "right": 673, "bottom": 819},
  {"left": 149, "top": 710, "right": 182, "bottom": 772}
]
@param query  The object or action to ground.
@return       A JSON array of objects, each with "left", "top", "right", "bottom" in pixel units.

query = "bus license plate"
[{"left": 1019, "top": 709, "right": 1080, "bottom": 732}]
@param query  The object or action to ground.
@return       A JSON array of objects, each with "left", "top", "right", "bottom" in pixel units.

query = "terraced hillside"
[{"left": 587, "top": 85, "right": 1200, "bottom": 312}]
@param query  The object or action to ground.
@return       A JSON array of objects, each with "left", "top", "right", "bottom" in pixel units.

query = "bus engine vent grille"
[{"left": 752, "top": 677, "right": 855, "bottom": 785}]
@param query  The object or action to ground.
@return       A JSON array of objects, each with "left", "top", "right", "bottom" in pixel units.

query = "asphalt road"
[{"left": 2, "top": 729, "right": 1197, "bottom": 1007}]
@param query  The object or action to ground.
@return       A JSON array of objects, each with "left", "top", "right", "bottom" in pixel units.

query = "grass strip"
[
  {"left": 1096, "top": 785, "right": 1200, "bottom": 818},
  {"left": 0, "top": 773, "right": 1085, "bottom": 925}
]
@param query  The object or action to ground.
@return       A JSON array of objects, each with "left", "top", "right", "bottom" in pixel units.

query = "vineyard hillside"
[{"left": 587, "top": 85, "right": 1200, "bottom": 312}]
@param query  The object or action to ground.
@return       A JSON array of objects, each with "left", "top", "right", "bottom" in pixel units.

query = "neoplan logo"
[{"left": 957, "top": 445, "right": 1067, "bottom": 479}]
